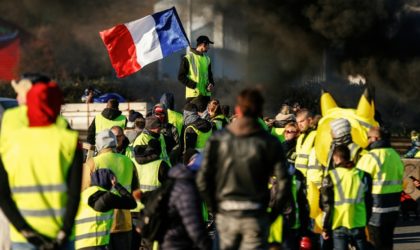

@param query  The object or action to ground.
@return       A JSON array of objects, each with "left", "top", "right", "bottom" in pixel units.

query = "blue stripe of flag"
[{"left": 152, "top": 7, "right": 190, "bottom": 57}]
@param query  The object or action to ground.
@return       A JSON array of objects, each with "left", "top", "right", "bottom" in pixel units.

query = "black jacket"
[
  {"left": 87, "top": 108, "right": 127, "bottom": 145},
  {"left": 178, "top": 49, "right": 214, "bottom": 89},
  {"left": 196, "top": 117, "right": 289, "bottom": 217},
  {"left": 182, "top": 118, "right": 212, "bottom": 153},
  {"left": 160, "top": 165, "right": 211, "bottom": 250},
  {"left": 89, "top": 183, "right": 137, "bottom": 212}
]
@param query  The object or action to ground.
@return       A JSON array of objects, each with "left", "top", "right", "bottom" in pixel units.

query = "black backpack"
[{"left": 138, "top": 179, "right": 175, "bottom": 243}]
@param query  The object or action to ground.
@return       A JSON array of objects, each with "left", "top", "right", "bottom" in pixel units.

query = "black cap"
[{"left": 196, "top": 35, "right": 214, "bottom": 45}]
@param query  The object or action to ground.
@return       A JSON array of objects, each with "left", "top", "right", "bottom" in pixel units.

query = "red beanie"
[{"left": 26, "top": 82, "right": 63, "bottom": 127}]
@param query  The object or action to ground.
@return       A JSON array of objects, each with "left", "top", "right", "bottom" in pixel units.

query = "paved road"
[{"left": 395, "top": 217, "right": 420, "bottom": 250}]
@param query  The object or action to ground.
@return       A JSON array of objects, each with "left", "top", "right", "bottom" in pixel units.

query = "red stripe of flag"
[
  {"left": 99, "top": 24, "right": 141, "bottom": 78},
  {"left": 0, "top": 38, "right": 20, "bottom": 81}
]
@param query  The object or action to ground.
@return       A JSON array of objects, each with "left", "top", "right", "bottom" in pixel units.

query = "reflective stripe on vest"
[
  {"left": 295, "top": 130, "right": 317, "bottom": 176},
  {"left": 75, "top": 186, "right": 114, "bottom": 249},
  {"left": 95, "top": 113, "right": 126, "bottom": 133},
  {"left": 185, "top": 125, "right": 212, "bottom": 150},
  {"left": 357, "top": 149, "right": 403, "bottom": 195},
  {"left": 330, "top": 168, "right": 366, "bottom": 230},
  {"left": 2, "top": 125, "right": 78, "bottom": 243},
  {"left": 185, "top": 52, "right": 211, "bottom": 98},
  {"left": 167, "top": 109, "right": 183, "bottom": 136}
]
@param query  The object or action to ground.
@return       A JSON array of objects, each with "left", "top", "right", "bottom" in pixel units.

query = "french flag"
[{"left": 99, "top": 7, "right": 189, "bottom": 78}]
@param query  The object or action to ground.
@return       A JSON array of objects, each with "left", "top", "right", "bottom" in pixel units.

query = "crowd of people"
[{"left": 0, "top": 35, "right": 411, "bottom": 250}]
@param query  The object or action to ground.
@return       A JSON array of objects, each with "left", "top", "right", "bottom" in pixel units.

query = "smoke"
[
  {"left": 1, "top": 0, "right": 420, "bottom": 128},
  {"left": 213, "top": 0, "right": 420, "bottom": 128}
]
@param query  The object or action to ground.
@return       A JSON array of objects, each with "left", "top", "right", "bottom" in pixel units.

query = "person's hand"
[
  {"left": 133, "top": 189, "right": 142, "bottom": 200},
  {"left": 414, "top": 179, "right": 420, "bottom": 188},
  {"left": 207, "top": 83, "right": 214, "bottom": 92},
  {"left": 322, "top": 230, "right": 330, "bottom": 240},
  {"left": 50, "top": 230, "right": 67, "bottom": 250},
  {"left": 21, "top": 229, "right": 55, "bottom": 249},
  {"left": 111, "top": 176, "right": 117, "bottom": 187}
]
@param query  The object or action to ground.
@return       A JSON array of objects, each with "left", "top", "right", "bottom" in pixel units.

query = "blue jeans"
[{"left": 333, "top": 227, "right": 367, "bottom": 250}]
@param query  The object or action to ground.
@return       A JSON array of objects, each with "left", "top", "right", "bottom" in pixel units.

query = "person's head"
[
  {"left": 311, "top": 114, "right": 322, "bottom": 128},
  {"left": 90, "top": 168, "right": 116, "bottom": 190},
  {"left": 145, "top": 116, "right": 162, "bottom": 134},
  {"left": 191, "top": 96, "right": 209, "bottom": 114},
  {"left": 153, "top": 103, "right": 167, "bottom": 123},
  {"left": 196, "top": 35, "right": 213, "bottom": 53},
  {"left": 221, "top": 105, "right": 230, "bottom": 117},
  {"left": 12, "top": 73, "right": 51, "bottom": 105},
  {"left": 330, "top": 118, "right": 352, "bottom": 145},
  {"left": 26, "top": 81, "right": 63, "bottom": 127},
  {"left": 111, "top": 126, "right": 124, "bottom": 147},
  {"left": 127, "top": 110, "right": 143, "bottom": 129},
  {"left": 96, "top": 129, "right": 117, "bottom": 152},
  {"left": 292, "top": 102, "right": 301, "bottom": 114},
  {"left": 367, "top": 126, "right": 390, "bottom": 145},
  {"left": 207, "top": 99, "right": 222, "bottom": 118},
  {"left": 296, "top": 108, "right": 313, "bottom": 133},
  {"left": 332, "top": 144, "right": 351, "bottom": 167},
  {"left": 235, "top": 88, "right": 264, "bottom": 118},
  {"left": 106, "top": 98, "right": 119, "bottom": 109},
  {"left": 411, "top": 130, "right": 418, "bottom": 142},
  {"left": 284, "top": 122, "right": 299, "bottom": 141},
  {"left": 134, "top": 117, "right": 145, "bottom": 130},
  {"left": 280, "top": 103, "right": 291, "bottom": 115}
]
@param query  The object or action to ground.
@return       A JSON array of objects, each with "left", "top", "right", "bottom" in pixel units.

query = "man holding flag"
[{"left": 178, "top": 35, "right": 215, "bottom": 103}]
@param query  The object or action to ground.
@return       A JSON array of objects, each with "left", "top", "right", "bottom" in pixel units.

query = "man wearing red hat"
[{"left": 0, "top": 80, "right": 83, "bottom": 249}]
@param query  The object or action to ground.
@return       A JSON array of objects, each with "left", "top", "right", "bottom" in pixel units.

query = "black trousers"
[
  {"left": 368, "top": 221, "right": 397, "bottom": 250},
  {"left": 109, "top": 231, "right": 132, "bottom": 250}
]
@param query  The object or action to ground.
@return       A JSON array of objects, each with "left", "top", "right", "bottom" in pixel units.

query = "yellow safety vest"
[
  {"left": 295, "top": 130, "right": 317, "bottom": 176},
  {"left": 185, "top": 52, "right": 211, "bottom": 98},
  {"left": 132, "top": 159, "right": 163, "bottom": 212},
  {"left": 133, "top": 132, "right": 170, "bottom": 165},
  {"left": 2, "top": 125, "right": 78, "bottom": 243},
  {"left": 137, "top": 159, "right": 162, "bottom": 192},
  {"left": 0, "top": 105, "right": 68, "bottom": 155},
  {"left": 330, "top": 167, "right": 367, "bottom": 230},
  {"left": 93, "top": 151, "right": 133, "bottom": 193},
  {"left": 271, "top": 127, "right": 285, "bottom": 143},
  {"left": 356, "top": 148, "right": 403, "bottom": 214},
  {"left": 74, "top": 186, "right": 114, "bottom": 249},
  {"left": 211, "top": 114, "right": 228, "bottom": 130},
  {"left": 95, "top": 113, "right": 126, "bottom": 134},
  {"left": 184, "top": 125, "right": 212, "bottom": 151},
  {"left": 167, "top": 109, "right": 183, "bottom": 136}
]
